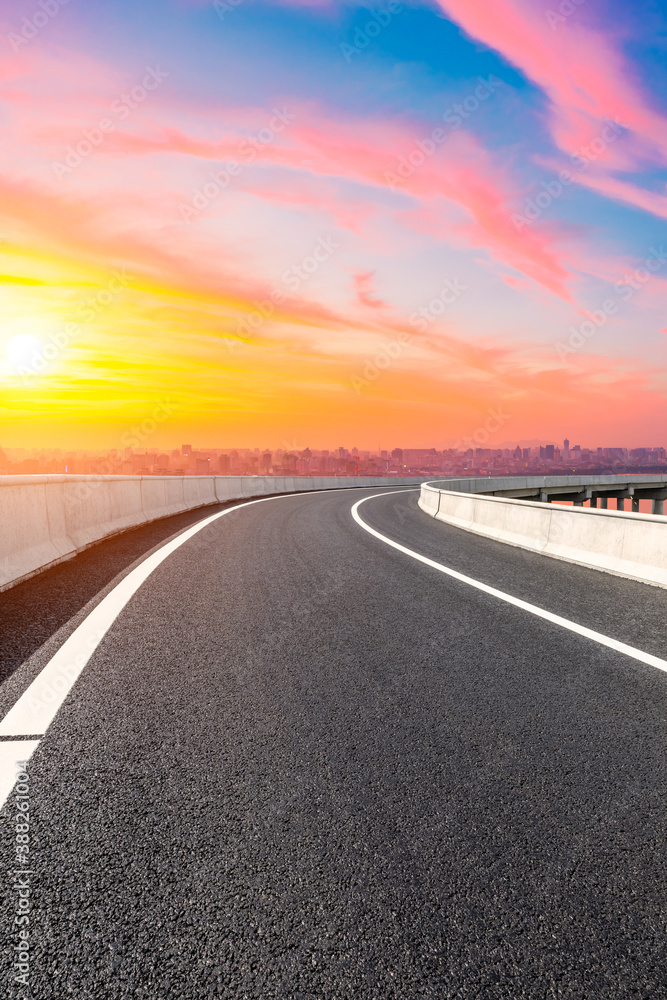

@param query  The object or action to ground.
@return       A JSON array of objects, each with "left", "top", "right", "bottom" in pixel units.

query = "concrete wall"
[
  {"left": 419, "top": 484, "right": 667, "bottom": 589},
  {"left": 0, "top": 475, "right": 424, "bottom": 593}
]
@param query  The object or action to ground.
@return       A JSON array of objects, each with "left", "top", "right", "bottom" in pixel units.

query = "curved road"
[{"left": 1, "top": 486, "right": 666, "bottom": 998}]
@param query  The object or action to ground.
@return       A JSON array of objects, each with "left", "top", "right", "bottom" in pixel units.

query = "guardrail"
[
  {"left": 419, "top": 479, "right": 667, "bottom": 589},
  {"left": 424, "top": 474, "right": 667, "bottom": 512},
  {"left": 0, "top": 474, "right": 425, "bottom": 593}
]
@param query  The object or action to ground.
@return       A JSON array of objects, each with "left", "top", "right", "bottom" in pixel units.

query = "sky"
[{"left": 0, "top": 0, "right": 666, "bottom": 451}]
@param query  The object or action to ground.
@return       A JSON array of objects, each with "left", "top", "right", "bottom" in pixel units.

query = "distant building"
[{"left": 404, "top": 448, "right": 437, "bottom": 467}]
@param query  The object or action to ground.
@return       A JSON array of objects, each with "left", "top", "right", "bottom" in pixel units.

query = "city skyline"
[{"left": 3, "top": 437, "right": 666, "bottom": 478}]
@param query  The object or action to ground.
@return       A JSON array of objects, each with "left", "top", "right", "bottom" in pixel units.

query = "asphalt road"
[{"left": 1, "top": 486, "right": 666, "bottom": 999}]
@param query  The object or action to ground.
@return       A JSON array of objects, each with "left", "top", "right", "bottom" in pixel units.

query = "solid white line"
[
  {"left": 352, "top": 492, "right": 667, "bottom": 674},
  {"left": 0, "top": 486, "right": 414, "bottom": 810},
  {"left": 0, "top": 506, "right": 231, "bottom": 741},
  {"left": 1, "top": 487, "right": 398, "bottom": 740}
]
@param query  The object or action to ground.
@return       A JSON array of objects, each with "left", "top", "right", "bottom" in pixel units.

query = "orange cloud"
[{"left": 1, "top": 30, "right": 663, "bottom": 450}]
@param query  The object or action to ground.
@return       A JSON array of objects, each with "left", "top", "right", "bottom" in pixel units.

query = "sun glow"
[
  {"left": 6, "top": 333, "right": 43, "bottom": 375},
  {"left": 2, "top": 314, "right": 64, "bottom": 378}
]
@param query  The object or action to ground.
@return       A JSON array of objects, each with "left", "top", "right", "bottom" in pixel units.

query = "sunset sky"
[{"left": 1, "top": 0, "right": 666, "bottom": 450}]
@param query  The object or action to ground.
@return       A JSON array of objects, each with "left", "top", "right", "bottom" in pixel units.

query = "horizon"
[{"left": 4, "top": 438, "right": 667, "bottom": 456}]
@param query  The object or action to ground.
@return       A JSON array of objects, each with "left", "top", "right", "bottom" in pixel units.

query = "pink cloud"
[
  {"left": 66, "top": 106, "right": 577, "bottom": 299},
  {"left": 258, "top": 116, "right": 577, "bottom": 298},
  {"left": 435, "top": 0, "right": 667, "bottom": 167},
  {"left": 568, "top": 171, "right": 667, "bottom": 221},
  {"left": 241, "top": 179, "right": 374, "bottom": 236},
  {"left": 0, "top": 43, "right": 584, "bottom": 307},
  {"left": 352, "top": 270, "right": 388, "bottom": 309}
]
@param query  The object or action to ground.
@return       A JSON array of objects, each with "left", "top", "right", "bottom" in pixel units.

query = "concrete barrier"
[
  {"left": 419, "top": 484, "right": 667, "bottom": 589},
  {"left": 423, "top": 473, "right": 667, "bottom": 497},
  {"left": 0, "top": 474, "right": 424, "bottom": 593},
  {"left": 0, "top": 479, "right": 71, "bottom": 597}
]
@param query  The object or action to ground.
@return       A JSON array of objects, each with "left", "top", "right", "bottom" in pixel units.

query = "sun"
[{"left": 6, "top": 334, "right": 44, "bottom": 375}]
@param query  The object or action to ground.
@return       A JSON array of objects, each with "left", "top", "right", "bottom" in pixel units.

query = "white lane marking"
[
  {"left": 0, "top": 487, "right": 415, "bottom": 810},
  {"left": 352, "top": 492, "right": 667, "bottom": 674},
  {"left": 0, "top": 741, "right": 40, "bottom": 809},
  {"left": 0, "top": 506, "right": 231, "bottom": 741}
]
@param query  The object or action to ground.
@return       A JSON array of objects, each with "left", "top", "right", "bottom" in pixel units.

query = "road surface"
[{"left": 1, "top": 486, "right": 666, "bottom": 999}]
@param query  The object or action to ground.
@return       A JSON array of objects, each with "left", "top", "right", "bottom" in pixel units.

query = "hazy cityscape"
[{"left": 2, "top": 439, "right": 666, "bottom": 477}]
